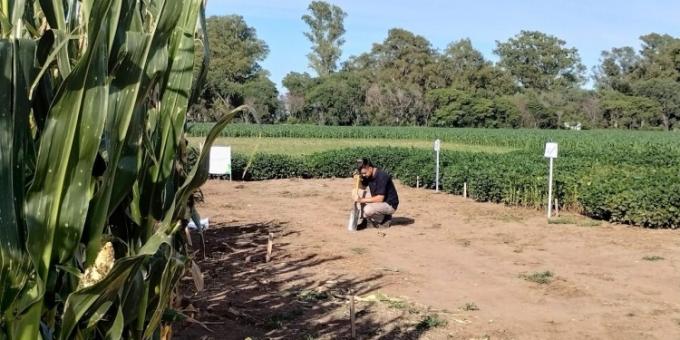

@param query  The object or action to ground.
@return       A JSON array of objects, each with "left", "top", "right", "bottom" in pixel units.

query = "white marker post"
[
  {"left": 434, "top": 139, "right": 441, "bottom": 192},
  {"left": 544, "top": 142, "right": 558, "bottom": 219}
]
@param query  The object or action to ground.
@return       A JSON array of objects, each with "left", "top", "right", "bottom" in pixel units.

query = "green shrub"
[
  {"left": 232, "top": 153, "right": 306, "bottom": 180},
  {"left": 227, "top": 147, "right": 680, "bottom": 229}
]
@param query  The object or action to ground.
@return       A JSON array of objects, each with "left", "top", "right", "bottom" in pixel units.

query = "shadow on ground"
[
  {"left": 357, "top": 216, "right": 416, "bottom": 231},
  {"left": 174, "top": 222, "right": 431, "bottom": 339},
  {"left": 391, "top": 217, "right": 415, "bottom": 226}
]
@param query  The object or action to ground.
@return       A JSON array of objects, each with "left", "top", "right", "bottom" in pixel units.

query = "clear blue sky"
[{"left": 207, "top": 0, "right": 680, "bottom": 91}]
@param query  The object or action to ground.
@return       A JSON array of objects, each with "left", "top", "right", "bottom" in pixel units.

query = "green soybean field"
[{"left": 187, "top": 123, "right": 680, "bottom": 228}]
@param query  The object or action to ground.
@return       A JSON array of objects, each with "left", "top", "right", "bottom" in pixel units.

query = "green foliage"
[
  {"left": 297, "top": 289, "right": 330, "bottom": 302},
  {"left": 306, "top": 71, "right": 365, "bottom": 125},
  {"left": 0, "top": 0, "right": 231, "bottom": 338},
  {"left": 232, "top": 153, "right": 306, "bottom": 181},
  {"left": 595, "top": 34, "right": 680, "bottom": 130},
  {"left": 599, "top": 91, "right": 660, "bottom": 129},
  {"left": 187, "top": 123, "right": 680, "bottom": 152},
  {"left": 416, "top": 314, "right": 447, "bottom": 331},
  {"left": 495, "top": 30, "right": 586, "bottom": 91},
  {"left": 428, "top": 88, "right": 522, "bottom": 128},
  {"left": 520, "top": 271, "right": 554, "bottom": 284},
  {"left": 302, "top": 1, "right": 347, "bottom": 77},
  {"left": 461, "top": 302, "right": 480, "bottom": 311},
  {"left": 278, "top": 22, "right": 678, "bottom": 130},
  {"left": 578, "top": 167, "right": 680, "bottom": 228},
  {"left": 440, "top": 39, "right": 517, "bottom": 96},
  {"left": 193, "top": 15, "right": 278, "bottom": 122},
  {"left": 205, "top": 15, "right": 268, "bottom": 85},
  {"left": 221, "top": 129, "right": 680, "bottom": 229}
]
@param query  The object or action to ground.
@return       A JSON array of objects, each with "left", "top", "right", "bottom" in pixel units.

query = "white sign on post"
[
  {"left": 544, "top": 142, "right": 558, "bottom": 218},
  {"left": 209, "top": 146, "right": 232, "bottom": 180},
  {"left": 544, "top": 142, "right": 558, "bottom": 159},
  {"left": 434, "top": 139, "right": 441, "bottom": 192}
]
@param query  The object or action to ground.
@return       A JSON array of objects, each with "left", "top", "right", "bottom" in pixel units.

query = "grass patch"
[
  {"left": 297, "top": 289, "right": 330, "bottom": 302},
  {"left": 520, "top": 271, "right": 554, "bottom": 284},
  {"left": 264, "top": 309, "right": 304, "bottom": 329},
  {"left": 416, "top": 314, "right": 448, "bottom": 331},
  {"left": 548, "top": 216, "right": 601, "bottom": 227},
  {"left": 385, "top": 299, "right": 409, "bottom": 310},
  {"left": 642, "top": 255, "right": 665, "bottom": 261},
  {"left": 187, "top": 137, "right": 514, "bottom": 156},
  {"left": 494, "top": 213, "right": 525, "bottom": 223},
  {"left": 351, "top": 247, "right": 368, "bottom": 255},
  {"left": 461, "top": 302, "right": 479, "bottom": 311},
  {"left": 368, "top": 293, "right": 420, "bottom": 314},
  {"left": 374, "top": 293, "right": 409, "bottom": 310},
  {"left": 456, "top": 239, "right": 471, "bottom": 247}
]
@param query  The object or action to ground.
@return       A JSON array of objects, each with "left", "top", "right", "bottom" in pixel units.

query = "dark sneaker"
[
  {"left": 377, "top": 215, "right": 392, "bottom": 229},
  {"left": 357, "top": 219, "right": 368, "bottom": 230}
]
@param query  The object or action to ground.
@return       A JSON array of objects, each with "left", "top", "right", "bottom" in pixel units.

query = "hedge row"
[{"left": 227, "top": 147, "right": 680, "bottom": 229}]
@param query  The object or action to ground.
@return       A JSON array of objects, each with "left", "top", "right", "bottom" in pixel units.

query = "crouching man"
[{"left": 354, "top": 158, "right": 399, "bottom": 229}]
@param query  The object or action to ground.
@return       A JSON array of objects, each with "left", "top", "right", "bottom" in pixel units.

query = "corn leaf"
[
  {"left": 23, "top": 0, "right": 120, "bottom": 326},
  {"left": 0, "top": 38, "right": 34, "bottom": 315},
  {"left": 59, "top": 255, "right": 145, "bottom": 339}
]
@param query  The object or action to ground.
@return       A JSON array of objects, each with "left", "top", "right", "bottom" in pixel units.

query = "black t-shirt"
[{"left": 363, "top": 169, "right": 399, "bottom": 209}]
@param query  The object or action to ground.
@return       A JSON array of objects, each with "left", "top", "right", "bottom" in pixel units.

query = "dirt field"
[{"left": 175, "top": 178, "right": 680, "bottom": 340}]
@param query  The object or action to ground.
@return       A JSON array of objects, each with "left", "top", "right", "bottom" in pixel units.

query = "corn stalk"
[{"left": 0, "top": 0, "right": 231, "bottom": 338}]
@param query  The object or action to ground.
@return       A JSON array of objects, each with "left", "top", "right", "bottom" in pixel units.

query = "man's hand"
[{"left": 355, "top": 194, "right": 385, "bottom": 204}]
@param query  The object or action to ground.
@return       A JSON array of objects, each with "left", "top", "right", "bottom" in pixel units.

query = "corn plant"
[{"left": 0, "top": 0, "right": 238, "bottom": 338}]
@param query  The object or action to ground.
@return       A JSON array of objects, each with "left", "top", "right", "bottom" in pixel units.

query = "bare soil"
[{"left": 175, "top": 178, "right": 680, "bottom": 340}]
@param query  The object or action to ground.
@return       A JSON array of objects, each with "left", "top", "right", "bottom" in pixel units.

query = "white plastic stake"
[
  {"left": 463, "top": 182, "right": 467, "bottom": 198},
  {"left": 544, "top": 142, "right": 558, "bottom": 219},
  {"left": 434, "top": 139, "right": 441, "bottom": 192},
  {"left": 547, "top": 157, "right": 554, "bottom": 219}
]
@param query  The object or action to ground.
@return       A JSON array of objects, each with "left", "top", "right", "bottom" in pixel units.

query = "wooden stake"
[
  {"left": 555, "top": 198, "right": 560, "bottom": 217},
  {"left": 463, "top": 182, "right": 467, "bottom": 199},
  {"left": 350, "top": 292, "right": 356, "bottom": 339},
  {"left": 416, "top": 176, "right": 420, "bottom": 188},
  {"left": 266, "top": 233, "right": 274, "bottom": 263}
]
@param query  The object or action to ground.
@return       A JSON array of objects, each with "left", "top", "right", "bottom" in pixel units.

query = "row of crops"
[
  {"left": 227, "top": 147, "right": 679, "bottom": 228},
  {"left": 189, "top": 122, "right": 680, "bottom": 228},
  {"left": 187, "top": 123, "right": 680, "bottom": 154}
]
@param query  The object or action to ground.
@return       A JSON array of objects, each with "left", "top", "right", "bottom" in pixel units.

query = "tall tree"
[
  {"left": 593, "top": 46, "right": 639, "bottom": 93},
  {"left": 370, "top": 28, "right": 439, "bottom": 88},
  {"left": 440, "top": 38, "right": 517, "bottom": 96},
  {"left": 302, "top": 1, "right": 347, "bottom": 77},
  {"left": 494, "top": 30, "right": 585, "bottom": 91},
  {"left": 635, "top": 33, "right": 680, "bottom": 80},
  {"left": 441, "top": 39, "right": 486, "bottom": 76},
  {"left": 195, "top": 15, "right": 278, "bottom": 122},
  {"left": 205, "top": 15, "right": 269, "bottom": 95},
  {"left": 633, "top": 78, "right": 680, "bottom": 130},
  {"left": 282, "top": 72, "right": 317, "bottom": 122}
]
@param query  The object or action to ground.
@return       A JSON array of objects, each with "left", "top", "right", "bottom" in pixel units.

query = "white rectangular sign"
[
  {"left": 209, "top": 146, "right": 231, "bottom": 175},
  {"left": 544, "top": 142, "right": 558, "bottom": 158},
  {"left": 434, "top": 139, "right": 441, "bottom": 152}
]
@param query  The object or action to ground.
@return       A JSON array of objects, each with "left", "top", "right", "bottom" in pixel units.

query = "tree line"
[{"left": 191, "top": 1, "right": 680, "bottom": 130}]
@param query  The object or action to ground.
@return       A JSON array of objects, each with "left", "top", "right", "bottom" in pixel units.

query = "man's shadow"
[
  {"left": 357, "top": 217, "right": 415, "bottom": 230},
  {"left": 392, "top": 217, "right": 415, "bottom": 226}
]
